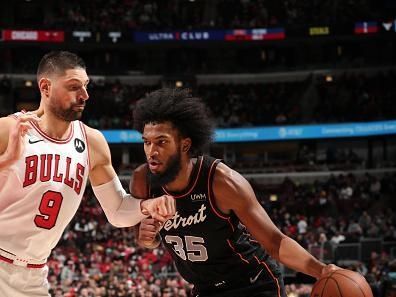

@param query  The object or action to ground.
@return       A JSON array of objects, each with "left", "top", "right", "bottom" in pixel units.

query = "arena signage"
[
  {"left": 224, "top": 28, "right": 285, "bottom": 40},
  {"left": 134, "top": 30, "right": 223, "bottom": 42},
  {"left": 72, "top": 31, "right": 92, "bottom": 42},
  {"left": 101, "top": 120, "right": 396, "bottom": 143},
  {"left": 354, "top": 22, "right": 378, "bottom": 34},
  {"left": 381, "top": 19, "right": 396, "bottom": 32},
  {"left": 133, "top": 28, "right": 285, "bottom": 43},
  {"left": 2, "top": 30, "right": 64, "bottom": 42},
  {"left": 309, "top": 26, "right": 330, "bottom": 36},
  {"left": 108, "top": 31, "right": 122, "bottom": 43}
]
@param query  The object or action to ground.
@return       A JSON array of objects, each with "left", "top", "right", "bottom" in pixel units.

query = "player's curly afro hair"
[{"left": 133, "top": 88, "right": 214, "bottom": 156}]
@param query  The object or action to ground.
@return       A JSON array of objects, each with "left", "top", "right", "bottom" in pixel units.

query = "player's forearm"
[
  {"left": 103, "top": 196, "right": 148, "bottom": 227},
  {"left": 92, "top": 177, "right": 148, "bottom": 227},
  {"left": 278, "top": 236, "right": 325, "bottom": 279},
  {"left": 0, "top": 155, "right": 10, "bottom": 170},
  {"left": 0, "top": 153, "right": 14, "bottom": 171}
]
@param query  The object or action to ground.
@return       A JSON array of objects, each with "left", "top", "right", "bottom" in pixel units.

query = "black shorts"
[{"left": 192, "top": 270, "right": 287, "bottom": 297}]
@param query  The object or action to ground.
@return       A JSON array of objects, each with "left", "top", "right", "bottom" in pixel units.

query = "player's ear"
[
  {"left": 38, "top": 78, "right": 51, "bottom": 96},
  {"left": 182, "top": 138, "right": 192, "bottom": 153}
]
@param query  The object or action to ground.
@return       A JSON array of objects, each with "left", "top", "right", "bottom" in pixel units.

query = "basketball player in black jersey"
[{"left": 131, "top": 88, "right": 338, "bottom": 297}]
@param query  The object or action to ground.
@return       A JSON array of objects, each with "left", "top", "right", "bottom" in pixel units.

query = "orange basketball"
[{"left": 310, "top": 269, "right": 374, "bottom": 297}]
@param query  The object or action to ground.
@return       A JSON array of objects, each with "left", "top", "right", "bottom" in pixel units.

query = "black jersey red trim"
[
  {"left": 161, "top": 156, "right": 204, "bottom": 199},
  {"left": 227, "top": 239, "right": 250, "bottom": 264},
  {"left": 254, "top": 255, "right": 281, "bottom": 297}
]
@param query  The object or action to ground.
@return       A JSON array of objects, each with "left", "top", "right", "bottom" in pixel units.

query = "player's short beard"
[
  {"left": 149, "top": 149, "right": 182, "bottom": 188},
  {"left": 49, "top": 98, "right": 83, "bottom": 121}
]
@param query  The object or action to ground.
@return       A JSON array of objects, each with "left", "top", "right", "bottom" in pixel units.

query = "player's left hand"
[
  {"left": 320, "top": 264, "right": 341, "bottom": 278},
  {"left": 140, "top": 195, "right": 175, "bottom": 223},
  {"left": 138, "top": 218, "right": 162, "bottom": 242},
  {"left": 4, "top": 112, "right": 41, "bottom": 165}
]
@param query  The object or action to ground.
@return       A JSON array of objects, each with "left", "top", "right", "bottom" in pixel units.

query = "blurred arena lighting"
[
  {"left": 270, "top": 194, "right": 278, "bottom": 202},
  {"left": 175, "top": 80, "right": 183, "bottom": 88},
  {"left": 325, "top": 75, "right": 333, "bottom": 82},
  {"left": 24, "top": 80, "right": 33, "bottom": 87}
]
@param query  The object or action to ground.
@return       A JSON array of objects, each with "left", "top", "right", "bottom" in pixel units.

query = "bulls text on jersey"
[{"left": 23, "top": 154, "right": 86, "bottom": 194}]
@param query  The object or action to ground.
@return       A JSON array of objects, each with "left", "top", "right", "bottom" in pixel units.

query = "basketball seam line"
[{"left": 329, "top": 272, "right": 368, "bottom": 297}]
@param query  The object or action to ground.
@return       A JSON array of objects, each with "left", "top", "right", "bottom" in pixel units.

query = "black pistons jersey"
[{"left": 148, "top": 156, "right": 282, "bottom": 290}]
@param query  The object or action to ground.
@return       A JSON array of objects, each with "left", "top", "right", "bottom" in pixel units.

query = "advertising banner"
[
  {"left": 2, "top": 30, "right": 64, "bottom": 42},
  {"left": 101, "top": 120, "right": 396, "bottom": 143}
]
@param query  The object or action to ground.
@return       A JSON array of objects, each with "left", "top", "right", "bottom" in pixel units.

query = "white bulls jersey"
[{"left": 0, "top": 112, "right": 90, "bottom": 262}]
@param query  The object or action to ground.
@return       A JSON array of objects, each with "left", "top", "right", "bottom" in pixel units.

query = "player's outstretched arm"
[
  {"left": 0, "top": 113, "right": 40, "bottom": 170},
  {"left": 86, "top": 126, "right": 175, "bottom": 227},
  {"left": 213, "top": 163, "right": 338, "bottom": 279}
]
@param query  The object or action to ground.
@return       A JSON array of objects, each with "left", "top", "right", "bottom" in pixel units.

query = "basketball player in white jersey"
[{"left": 0, "top": 51, "right": 175, "bottom": 297}]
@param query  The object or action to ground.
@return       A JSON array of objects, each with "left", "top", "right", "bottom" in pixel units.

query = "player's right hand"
[
  {"left": 319, "top": 264, "right": 341, "bottom": 279},
  {"left": 138, "top": 218, "right": 162, "bottom": 243},
  {"left": 140, "top": 195, "right": 175, "bottom": 223},
  {"left": 3, "top": 112, "right": 41, "bottom": 164}
]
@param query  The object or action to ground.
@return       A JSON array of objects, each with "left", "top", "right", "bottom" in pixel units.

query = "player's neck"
[
  {"left": 33, "top": 102, "right": 44, "bottom": 117},
  {"left": 164, "top": 157, "right": 194, "bottom": 192},
  {"left": 38, "top": 112, "right": 73, "bottom": 140}
]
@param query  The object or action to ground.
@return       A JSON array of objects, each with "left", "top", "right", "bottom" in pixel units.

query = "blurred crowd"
[
  {"left": 48, "top": 186, "right": 192, "bottom": 297},
  {"left": 256, "top": 173, "right": 396, "bottom": 242},
  {"left": 48, "top": 172, "right": 396, "bottom": 296},
  {"left": 1, "top": 1, "right": 395, "bottom": 296},
  {"left": 75, "top": 71, "right": 396, "bottom": 129},
  {"left": 4, "top": 70, "right": 396, "bottom": 127},
  {"left": 8, "top": 0, "right": 387, "bottom": 31}
]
